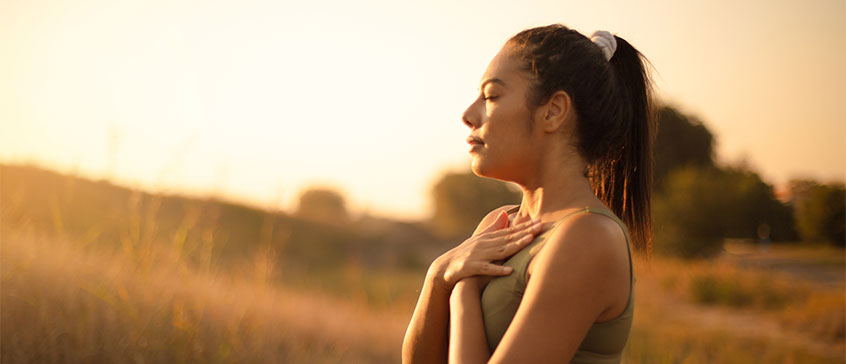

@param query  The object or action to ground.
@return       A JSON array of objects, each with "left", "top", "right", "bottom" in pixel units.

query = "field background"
[{"left": 1, "top": 164, "right": 843, "bottom": 363}]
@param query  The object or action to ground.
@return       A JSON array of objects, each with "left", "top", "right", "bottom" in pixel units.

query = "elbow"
[
  {"left": 402, "top": 335, "right": 448, "bottom": 364},
  {"left": 401, "top": 337, "right": 415, "bottom": 364}
]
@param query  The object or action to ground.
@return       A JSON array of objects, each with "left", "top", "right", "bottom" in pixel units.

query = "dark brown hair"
[{"left": 507, "top": 24, "right": 654, "bottom": 255}]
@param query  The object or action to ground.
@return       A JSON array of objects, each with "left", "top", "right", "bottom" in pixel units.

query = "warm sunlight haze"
[
  {"left": 2, "top": 1, "right": 845, "bottom": 363},
  {"left": 1, "top": 0, "right": 843, "bottom": 218}
]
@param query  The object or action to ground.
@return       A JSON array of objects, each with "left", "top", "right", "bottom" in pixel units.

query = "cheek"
[{"left": 489, "top": 107, "right": 532, "bottom": 145}]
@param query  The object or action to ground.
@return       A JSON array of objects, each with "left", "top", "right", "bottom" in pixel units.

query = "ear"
[{"left": 539, "top": 90, "right": 573, "bottom": 133}]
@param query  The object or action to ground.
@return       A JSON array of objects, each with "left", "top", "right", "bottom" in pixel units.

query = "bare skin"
[{"left": 403, "top": 45, "right": 632, "bottom": 364}]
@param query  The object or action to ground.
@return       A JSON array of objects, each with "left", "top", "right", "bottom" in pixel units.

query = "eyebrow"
[{"left": 479, "top": 78, "right": 506, "bottom": 91}]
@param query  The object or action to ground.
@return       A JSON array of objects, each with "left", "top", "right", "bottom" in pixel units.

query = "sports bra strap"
[
  {"left": 508, "top": 205, "right": 634, "bottom": 286},
  {"left": 507, "top": 205, "right": 628, "bottom": 240}
]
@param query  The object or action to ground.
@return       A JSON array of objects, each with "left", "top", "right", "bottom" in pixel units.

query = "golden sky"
[{"left": 1, "top": 0, "right": 844, "bottom": 219}]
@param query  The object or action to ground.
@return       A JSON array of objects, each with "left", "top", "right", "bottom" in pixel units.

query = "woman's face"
[{"left": 462, "top": 47, "right": 544, "bottom": 182}]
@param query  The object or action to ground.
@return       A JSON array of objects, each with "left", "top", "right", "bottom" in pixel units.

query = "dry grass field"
[
  {"left": 2, "top": 229, "right": 408, "bottom": 363},
  {"left": 628, "top": 247, "right": 844, "bottom": 363},
  {"left": 1, "top": 165, "right": 844, "bottom": 363}
]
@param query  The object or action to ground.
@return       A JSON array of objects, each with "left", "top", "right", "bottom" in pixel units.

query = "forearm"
[
  {"left": 405, "top": 209, "right": 530, "bottom": 363},
  {"left": 448, "top": 281, "right": 490, "bottom": 364},
  {"left": 402, "top": 264, "right": 451, "bottom": 364}
]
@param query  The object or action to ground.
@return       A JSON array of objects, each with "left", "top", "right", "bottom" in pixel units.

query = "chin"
[
  {"left": 470, "top": 159, "right": 480, "bottom": 175},
  {"left": 470, "top": 158, "right": 488, "bottom": 177},
  {"left": 471, "top": 154, "right": 527, "bottom": 186},
  {"left": 471, "top": 158, "right": 505, "bottom": 181}
]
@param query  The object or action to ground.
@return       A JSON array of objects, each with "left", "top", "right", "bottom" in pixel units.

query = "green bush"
[
  {"left": 653, "top": 105, "right": 716, "bottom": 192},
  {"left": 296, "top": 187, "right": 349, "bottom": 224},
  {"left": 793, "top": 182, "right": 846, "bottom": 246},
  {"left": 653, "top": 166, "right": 796, "bottom": 259}
]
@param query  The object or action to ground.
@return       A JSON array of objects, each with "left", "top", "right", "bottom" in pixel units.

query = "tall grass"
[
  {"left": 633, "top": 252, "right": 845, "bottom": 349},
  {"left": 1, "top": 229, "right": 407, "bottom": 363}
]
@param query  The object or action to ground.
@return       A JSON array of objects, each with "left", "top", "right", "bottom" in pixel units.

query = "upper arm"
[
  {"left": 488, "top": 213, "right": 629, "bottom": 363},
  {"left": 472, "top": 204, "right": 518, "bottom": 236}
]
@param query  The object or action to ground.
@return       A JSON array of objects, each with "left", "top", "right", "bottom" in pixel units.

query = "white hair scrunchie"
[{"left": 590, "top": 30, "right": 617, "bottom": 61}]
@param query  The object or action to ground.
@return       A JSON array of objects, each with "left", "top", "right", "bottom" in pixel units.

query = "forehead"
[{"left": 480, "top": 47, "right": 531, "bottom": 89}]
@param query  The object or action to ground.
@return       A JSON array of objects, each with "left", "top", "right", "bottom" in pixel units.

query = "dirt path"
[{"left": 720, "top": 242, "right": 845, "bottom": 289}]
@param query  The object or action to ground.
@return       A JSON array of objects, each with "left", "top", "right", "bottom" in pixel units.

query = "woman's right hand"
[{"left": 429, "top": 210, "right": 546, "bottom": 292}]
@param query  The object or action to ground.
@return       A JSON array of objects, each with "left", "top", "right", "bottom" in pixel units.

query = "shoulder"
[
  {"left": 545, "top": 211, "right": 628, "bottom": 270},
  {"left": 472, "top": 204, "right": 519, "bottom": 236},
  {"left": 548, "top": 211, "right": 627, "bottom": 253},
  {"left": 531, "top": 211, "right": 629, "bottom": 303}
]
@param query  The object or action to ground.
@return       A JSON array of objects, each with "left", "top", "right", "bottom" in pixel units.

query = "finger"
[
  {"left": 487, "top": 233, "right": 535, "bottom": 258},
  {"left": 472, "top": 261, "right": 513, "bottom": 276},
  {"left": 484, "top": 221, "right": 530, "bottom": 239},
  {"left": 479, "top": 210, "right": 511, "bottom": 234},
  {"left": 538, "top": 221, "right": 558, "bottom": 234},
  {"left": 485, "top": 220, "right": 542, "bottom": 240},
  {"left": 512, "top": 212, "right": 531, "bottom": 226}
]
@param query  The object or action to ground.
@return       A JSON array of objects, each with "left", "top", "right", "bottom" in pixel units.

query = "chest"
[{"left": 479, "top": 234, "right": 549, "bottom": 350}]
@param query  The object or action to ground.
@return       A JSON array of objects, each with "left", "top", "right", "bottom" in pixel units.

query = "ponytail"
[{"left": 593, "top": 36, "right": 654, "bottom": 256}]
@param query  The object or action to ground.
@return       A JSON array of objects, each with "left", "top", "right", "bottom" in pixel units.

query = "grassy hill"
[
  {"left": 1, "top": 164, "right": 447, "bottom": 305},
  {"left": 1, "top": 163, "right": 843, "bottom": 363}
]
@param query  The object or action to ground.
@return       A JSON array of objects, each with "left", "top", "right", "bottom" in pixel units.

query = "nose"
[{"left": 462, "top": 99, "right": 480, "bottom": 129}]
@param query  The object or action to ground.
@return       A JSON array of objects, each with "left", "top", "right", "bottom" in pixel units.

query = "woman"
[{"left": 402, "top": 24, "right": 653, "bottom": 363}]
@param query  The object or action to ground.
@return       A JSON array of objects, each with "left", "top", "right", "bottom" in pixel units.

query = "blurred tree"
[
  {"left": 793, "top": 182, "right": 845, "bottom": 245},
  {"left": 653, "top": 165, "right": 796, "bottom": 259},
  {"left": 429, "top": 171, "right": 522, "bottom": 239},
  {"left": 653, "top": 106, "right": 715, "bottom": 191},
  {"left": 296, "top": 187, "right": 349, "bottom": 225},
  {"left": 786, "top": 179, "right": 817, "bottom": 206}
]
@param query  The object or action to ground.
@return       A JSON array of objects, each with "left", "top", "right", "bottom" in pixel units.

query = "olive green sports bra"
[{"left": 480, "top": 206, "right": 635, "bottom": 363}]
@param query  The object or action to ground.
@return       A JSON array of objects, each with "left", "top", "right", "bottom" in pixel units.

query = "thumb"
[{"left": 481, "top": 210, "right": 510, "bottom": 234}]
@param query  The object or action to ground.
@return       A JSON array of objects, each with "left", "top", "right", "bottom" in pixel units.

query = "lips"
[{"left": 466, "top": 136, "right": 484, "bottom": 145}]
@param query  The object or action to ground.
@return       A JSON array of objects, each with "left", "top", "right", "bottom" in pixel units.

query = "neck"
[{"left": 515, "top": 148, "right": 597, "bottom": 222}]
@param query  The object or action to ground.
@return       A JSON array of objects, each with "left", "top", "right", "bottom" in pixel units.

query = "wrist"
[
  {"left": 426, "top": 259, "right": 450, "bottom": 293},
  {"left": 450, "top": 279, "right": 482, "bottom": 306},
  {"left": 454, "top": 279, "right": 482, "bottom": 295}
]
